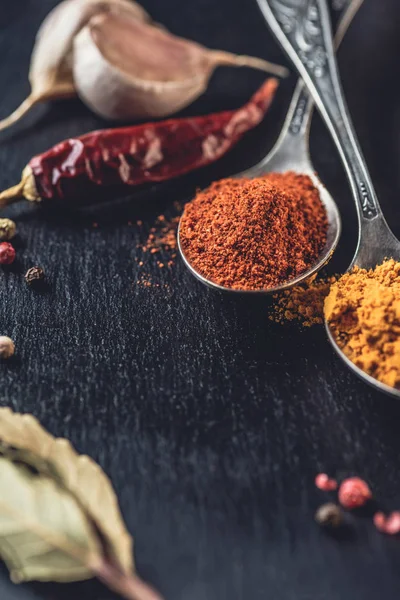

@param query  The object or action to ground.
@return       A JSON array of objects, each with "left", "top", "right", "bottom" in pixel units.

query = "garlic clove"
[
  {"left": 73, "top": 14, "right": 209, "bottom": 120},
  {"left": 73, "top": 9, "right": 288, "bottom": 121},
  {"left": 0, "top": 0, "right": 151, "bottom": 132}
]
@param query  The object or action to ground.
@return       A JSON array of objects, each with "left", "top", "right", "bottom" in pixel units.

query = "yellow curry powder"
[{"left": 324, "top": 259, "right": 400, "bottom": 389}]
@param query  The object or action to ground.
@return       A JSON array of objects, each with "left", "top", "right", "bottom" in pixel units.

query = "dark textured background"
[{"left": 1, "top": 0, "right": 400, "bottom": 599}]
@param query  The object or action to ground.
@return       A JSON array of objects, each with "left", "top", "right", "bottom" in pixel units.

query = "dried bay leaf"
[
  {"left": 0, "top": 407, "right": 132, "bottom": 573},
  {"left": 0, "top": 408, "right": 163, "bottom": 600},
  {"left": 0, "top": 457, "right": 101, "bottom": 583}
]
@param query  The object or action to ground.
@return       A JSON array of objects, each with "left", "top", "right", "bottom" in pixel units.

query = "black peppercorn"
[
  {"left": 315, "top": 503, "right": 343, "bottom": 528},
  {"left": 25, "top": 266, "right": 45, "bottom": 285}
]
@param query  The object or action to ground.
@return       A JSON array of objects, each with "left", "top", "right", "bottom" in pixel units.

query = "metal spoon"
[
  {"left": 178, "top": 0, "right": 362, "bottom": 295},
  {"left": 257, "top": 0, "right": 400, "bottom": 397}
]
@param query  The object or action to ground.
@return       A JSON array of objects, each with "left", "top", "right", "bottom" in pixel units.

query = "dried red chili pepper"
[{"left": 0, "top": 79, "right": 278, "bottom": 206}]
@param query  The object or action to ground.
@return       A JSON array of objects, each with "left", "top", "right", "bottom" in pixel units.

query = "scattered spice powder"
[
  {"left": 324, "top": 259, "right": 400, "bottom": 389},
  {"left": 179, "top": 172, "right": 327, "bottom": 290},
  {"left": 135, "top": 207, "right": 181, "bottom": 289},
  {"left": 139, "top": 214, "right": 179, "bottom": 259},
  {"left": 271, "top": 274, "right": 337, "bottom": 327}
]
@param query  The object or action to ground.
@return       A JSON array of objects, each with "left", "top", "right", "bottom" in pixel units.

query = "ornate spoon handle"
[
  {"left": 278, "top": 0, "right": 363, "bottom": 142},
  {"left": 256, "top": 0, "right": 384, "bottom": 232}
]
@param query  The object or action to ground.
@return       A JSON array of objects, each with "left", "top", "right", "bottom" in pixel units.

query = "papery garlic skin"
[
  {"left": 30, "top": 0, "right": 151, "bottom": 100},
  {"left": 73, "top": 21, "right": 208, "bottom": 120}
]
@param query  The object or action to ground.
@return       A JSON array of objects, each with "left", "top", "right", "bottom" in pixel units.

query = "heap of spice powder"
[
  {"left": 179, "top": 172, "right": 328, "bottom": 290},
  {"left": 324, "top": 259, "right": 400, "bottom": 389},
  {"left": 271, "top": 273, "right": 337, "bottom": 327}
]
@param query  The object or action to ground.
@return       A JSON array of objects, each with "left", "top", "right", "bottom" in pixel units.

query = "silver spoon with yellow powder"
[
  {"left": 325, "top": 261, "right": 400, "bottom": 394},
  {"left": 258, "top": 0, "right": 400, "bottom": 397}
]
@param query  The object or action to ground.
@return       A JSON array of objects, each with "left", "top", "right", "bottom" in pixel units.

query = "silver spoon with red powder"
[{"left": 177, "top": 0, "right": 363, "bottom": 294}]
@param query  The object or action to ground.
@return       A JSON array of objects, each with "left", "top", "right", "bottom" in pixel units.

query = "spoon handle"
[
  {"left": 270, "top": 0, "right": 364, "bottom": 147},
  {"left": 244, "top": 0, "right": 364, "bottom": 178},
  {"left": 256, "top": 0, "right": 384, "bottom": 230}
]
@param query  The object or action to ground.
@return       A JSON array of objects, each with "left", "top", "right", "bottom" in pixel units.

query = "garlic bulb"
[{"left": 0, "top": 0, "right": 287, "bottom": 131}]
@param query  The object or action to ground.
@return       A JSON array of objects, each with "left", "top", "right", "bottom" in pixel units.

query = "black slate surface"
[{"left": 1, "top": 0, "right": 400, "bottom": 599}]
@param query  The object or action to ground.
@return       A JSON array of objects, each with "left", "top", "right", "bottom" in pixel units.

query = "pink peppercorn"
[
  {"left": 338, "top": 477, "right": 372, "bottom": 509},
  {"left": 0, "top": 242, "right": 15, "bottom": 265},
  {"left": 374, "top": 512, "right": 386, "bottom": 532},
  {"left": 374, "top": 512, "right": 400, "bottom": 535},
  {"left": 315, "top": 473, "right": 338, "bottom": 491}
]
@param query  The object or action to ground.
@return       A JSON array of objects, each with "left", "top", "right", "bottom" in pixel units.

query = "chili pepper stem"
[
  {"left": 0, "top": 94, "right": 40, "bottom": 133},
  {"left": 0, "top": 182, "right": 25, "bottom": 206},
  {"left": 0, "top": 167, "right": 39, "bottom": 206},
  {"left": 209, "top": 51, "right": 289, "bottom": 78}
]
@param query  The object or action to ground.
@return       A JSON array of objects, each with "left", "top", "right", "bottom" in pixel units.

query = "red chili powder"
[
  {"left": 135, "top": 207, "right": 181, "bottom": 289},
  {"left": 179, "top": 172, "right": 327, "bottom": 290}
]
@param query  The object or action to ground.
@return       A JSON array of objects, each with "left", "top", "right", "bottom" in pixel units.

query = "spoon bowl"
[
  {"left": 326, "top": 216, "right": 400, "bottom": 399},
  {"left": 177, "top": 0, "right": 361, "bottom": 294},
  {"left": 326, "top": 324, "right": 400, "bottom": 399},
  {"left": 177, "top": 171, "right": 340, "bottom": 295}
]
